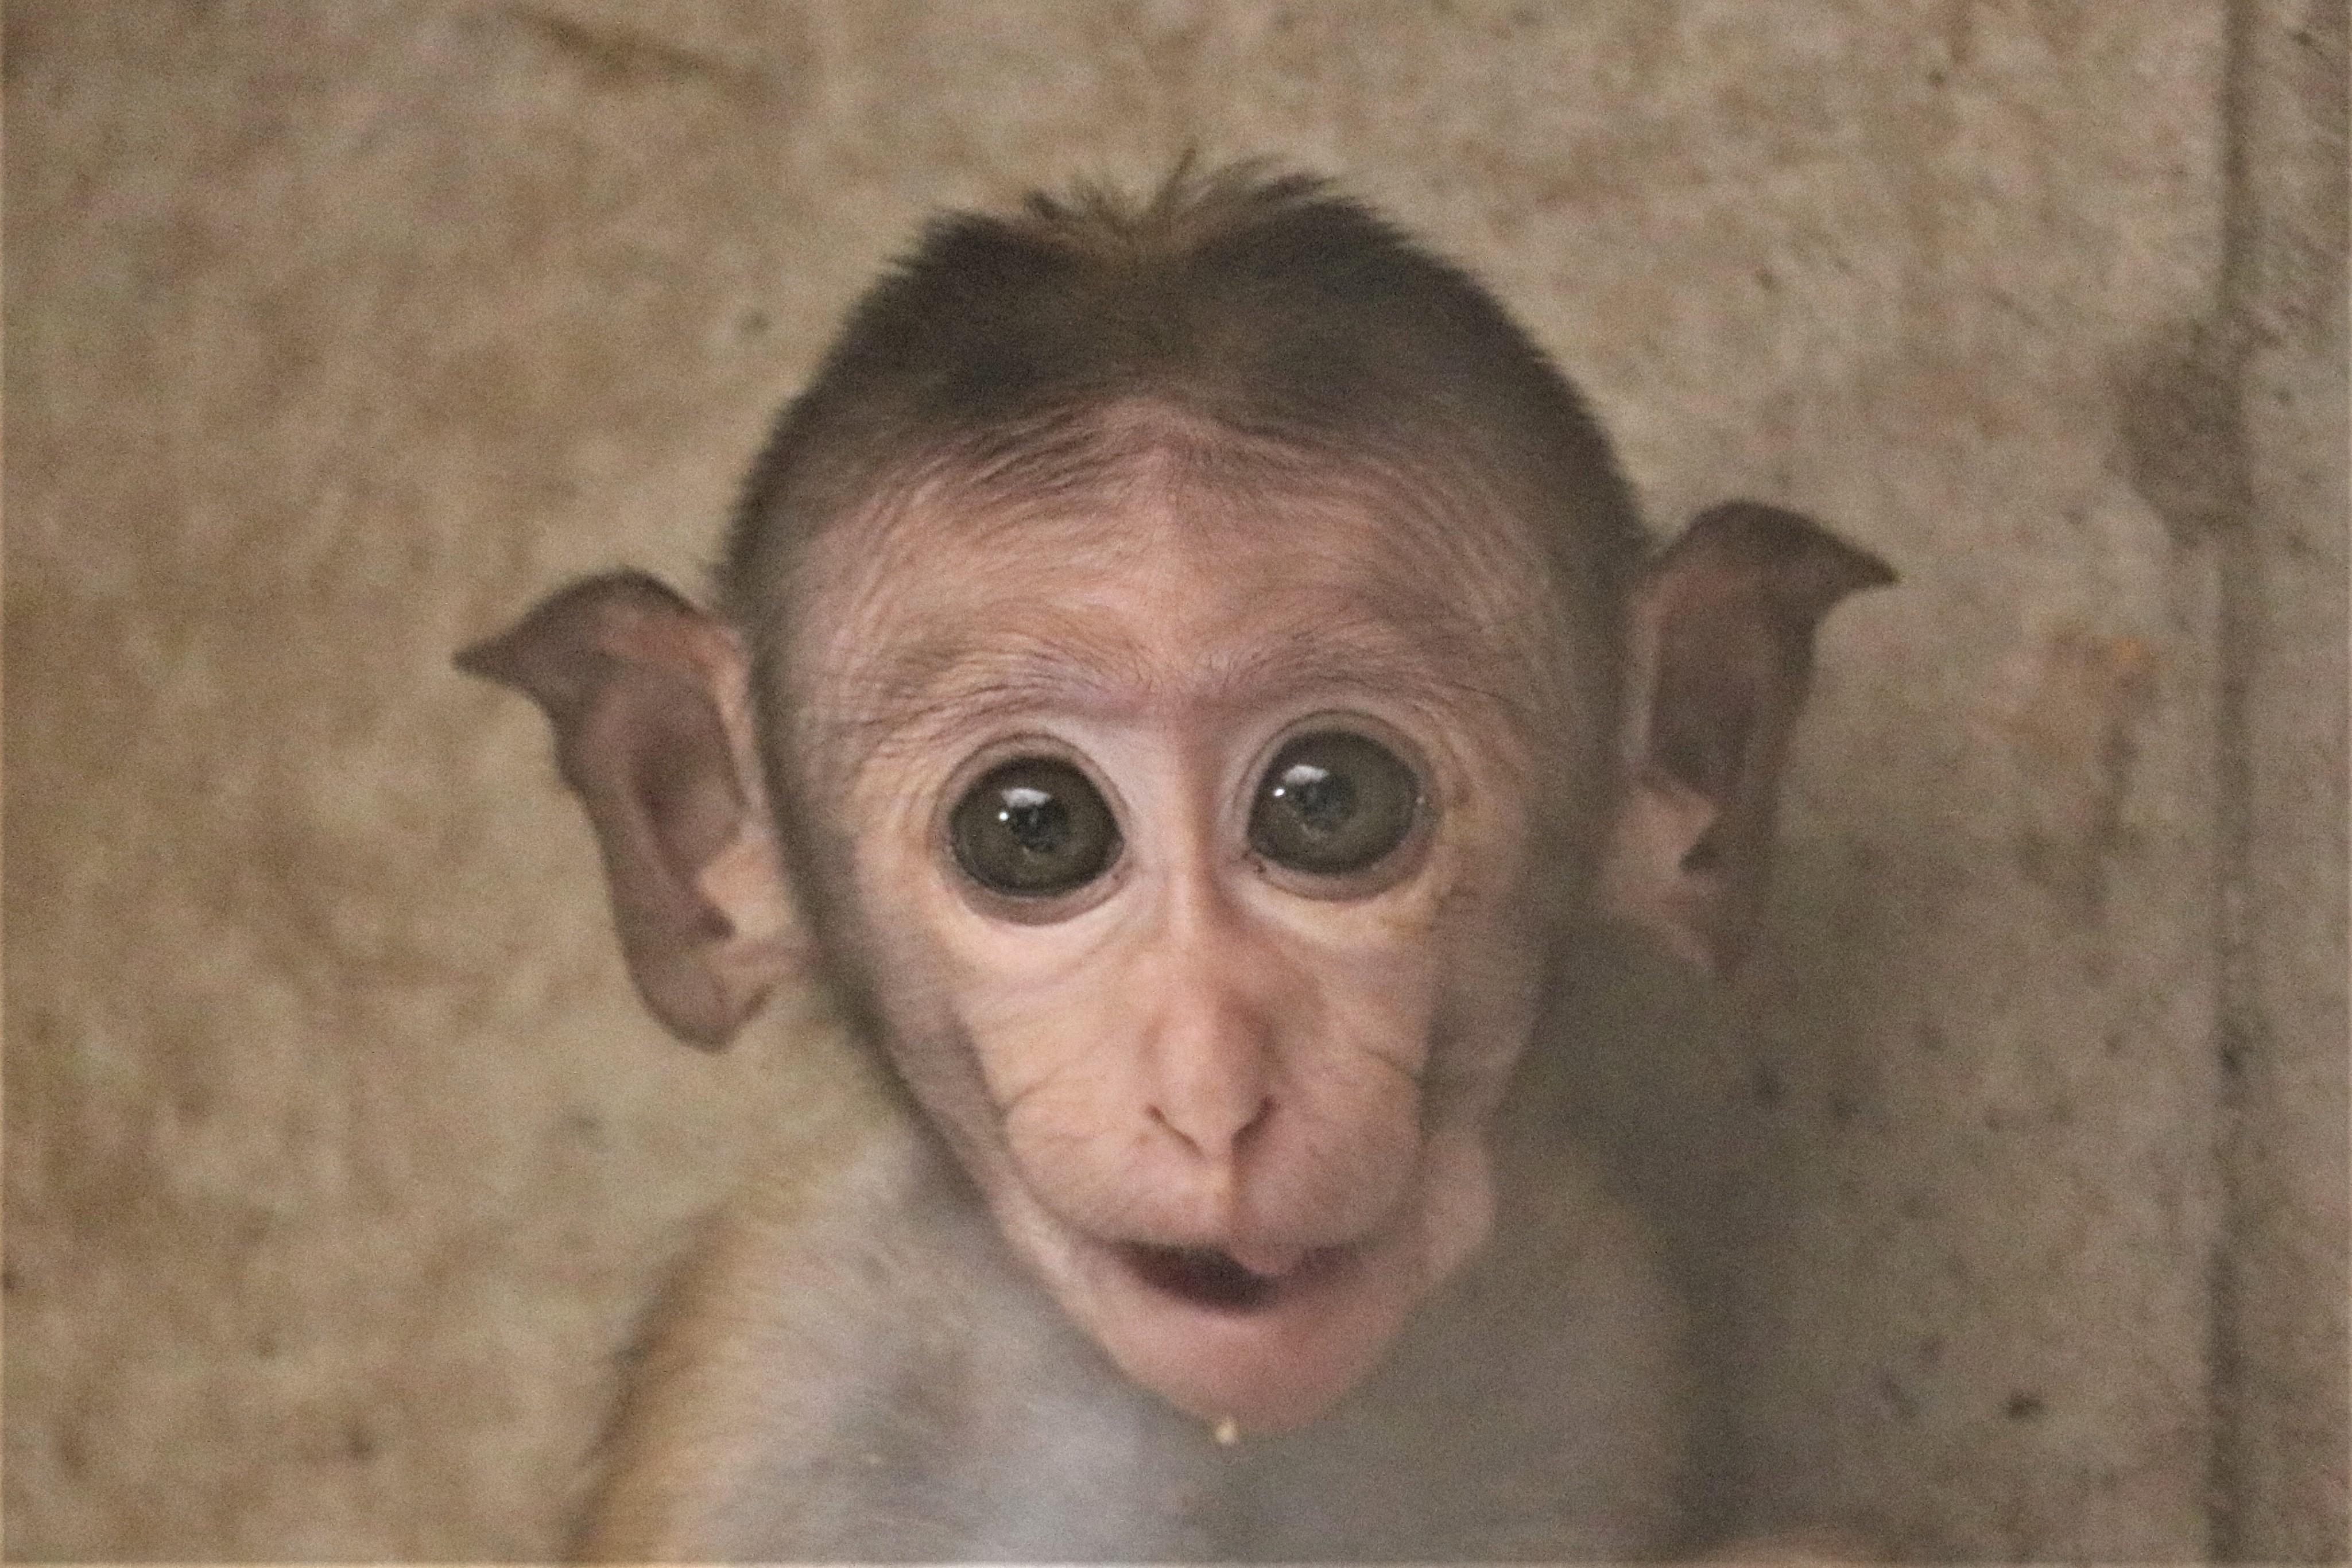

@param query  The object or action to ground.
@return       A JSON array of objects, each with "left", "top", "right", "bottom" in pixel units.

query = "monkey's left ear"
[
  {"left": 458, "top": 573, "right": 799, "bottom": 1048},
  {"left": 1599, "top": 502, "right": 1894, "bottom": 975}
]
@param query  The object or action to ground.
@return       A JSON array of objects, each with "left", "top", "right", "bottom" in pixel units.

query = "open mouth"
[{"left": 1117, "top": 1243, "right": 1342, "bottom": 1312}]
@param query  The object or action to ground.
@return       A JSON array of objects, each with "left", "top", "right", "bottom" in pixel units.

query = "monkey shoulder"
[
  {"left": 582, "top": 1120, "right": 1225, "bottom": 1559},
  {"left": 575, "top": 1123, "right": 924, "bottom": 1557}
]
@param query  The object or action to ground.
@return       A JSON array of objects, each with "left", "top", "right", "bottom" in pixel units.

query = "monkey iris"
[
  {"left": 951, "top": 757, "right": 1119, "bottom": 896},
  {"left": 1249, "top": 731, "right": 1420, "bottom": 876}
]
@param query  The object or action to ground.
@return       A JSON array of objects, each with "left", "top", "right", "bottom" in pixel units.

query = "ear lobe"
[
  {"left": 458, "top": 572, "right": 799, "bottom": 1048},
  {"left": 1601, "top": 502, "right": 1896, "bottom": 974}
]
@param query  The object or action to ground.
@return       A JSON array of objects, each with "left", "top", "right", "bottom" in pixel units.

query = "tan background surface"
[{"left": 6, "top": 1, "right": 2344, "bottom": 1559}]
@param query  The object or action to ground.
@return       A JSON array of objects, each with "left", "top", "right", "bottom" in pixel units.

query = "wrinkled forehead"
[{"left": 776, "top": 453, "right": 1574, "bottom": 756}]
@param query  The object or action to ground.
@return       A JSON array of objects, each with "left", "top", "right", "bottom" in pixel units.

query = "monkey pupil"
[
  {"left": 998, "top": 787, "right": 1070, "bottom": 856},
  {"left": 1275, "top": 764, "right": 1354, "bottom": 836}
]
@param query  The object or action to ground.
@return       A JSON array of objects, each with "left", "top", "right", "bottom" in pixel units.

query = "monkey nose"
[
  {"left": 1147, "top": 1090, "right": 1273, "bottom": 1166},
  {"left": 1143, "top": 975, "right": 1278, "bottom": 1166}
]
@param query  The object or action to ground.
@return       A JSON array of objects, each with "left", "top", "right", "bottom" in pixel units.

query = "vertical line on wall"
[
  {"left": 2204, "top": 1, "right": 2259, "bottom": 1559},
  {"left": 2206, "top": 1, "right": 2352, "bottom": 1559}
]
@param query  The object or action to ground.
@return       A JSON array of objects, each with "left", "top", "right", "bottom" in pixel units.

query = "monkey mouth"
[{"left": 1116, "top": 1242, "right": 1344, "bottom": 1313}]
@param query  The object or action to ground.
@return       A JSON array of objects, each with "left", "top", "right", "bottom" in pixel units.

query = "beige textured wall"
[{"left": 5, "top": 2, "right": 2343, "bottom": 1559}]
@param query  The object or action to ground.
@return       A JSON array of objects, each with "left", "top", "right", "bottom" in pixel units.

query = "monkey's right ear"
[{"left": 457, "top": 573, "right": 799, "bottom": 1049}]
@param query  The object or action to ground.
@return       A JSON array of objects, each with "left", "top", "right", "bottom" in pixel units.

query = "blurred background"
[{"left": 6, "top": 2, "right": 2343, "bottom": 1558}]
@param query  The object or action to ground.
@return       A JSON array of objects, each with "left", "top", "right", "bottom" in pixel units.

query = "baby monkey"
[{"left": 462, "top": 165, "right": 1892, "bottom": 1559}]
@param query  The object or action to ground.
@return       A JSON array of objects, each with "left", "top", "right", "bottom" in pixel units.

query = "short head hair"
[{"left": 720, "top": 162, "right": 1648, "bottom": 677}]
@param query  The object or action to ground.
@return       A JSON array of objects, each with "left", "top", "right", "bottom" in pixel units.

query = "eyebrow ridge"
[{"left": 826, "top": 612, "right": 1518, "bottom": 769}]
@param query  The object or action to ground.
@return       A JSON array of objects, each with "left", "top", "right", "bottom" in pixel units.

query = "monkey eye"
[
  {"left": 949, "top": 756, "right": 1122, "bottom": 901},
  {"left": 1247, "top": 730, "right": 1422, "bottom": 879}
]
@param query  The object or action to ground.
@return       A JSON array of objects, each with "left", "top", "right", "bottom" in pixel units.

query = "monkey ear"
[
  {"left": 1599, "top": 502, "right": 1895, "bottom": 975},
  {"left": 457, "top": 572, "right": 799, "bottom": 1049}
]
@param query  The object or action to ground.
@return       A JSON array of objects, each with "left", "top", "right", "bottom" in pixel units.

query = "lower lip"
[{"left": 1115, "top": 1242, "right": 1350, "bottom": 1313}]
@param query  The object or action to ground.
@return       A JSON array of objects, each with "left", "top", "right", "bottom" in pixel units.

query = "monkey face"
[
  {"left": 783, "top": 471, "right": 1569, "bottom": 1431},
  {"left": 463, "top": 454, "right": 1886, "bottom": 1439}
]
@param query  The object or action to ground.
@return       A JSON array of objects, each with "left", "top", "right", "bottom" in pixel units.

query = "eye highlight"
[
  {"left": 1247, "top": 729, "right": 1422, "bottom": 878},
  {"left": 949, "top": 756, "right": 1121, "bottom": 899}
]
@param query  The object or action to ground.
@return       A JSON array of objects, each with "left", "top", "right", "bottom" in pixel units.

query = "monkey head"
[{"left": 460, "top": 169, "right": 1891, "bottom": 1435}]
